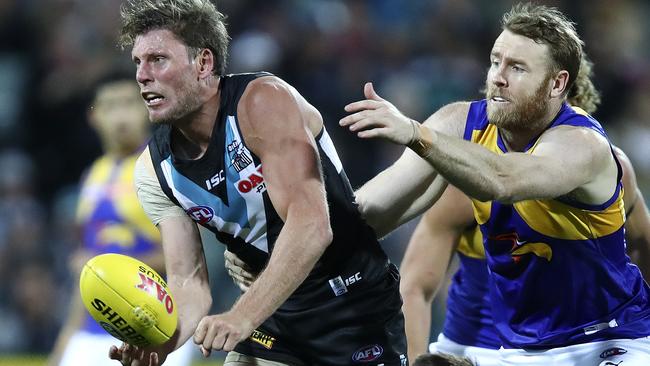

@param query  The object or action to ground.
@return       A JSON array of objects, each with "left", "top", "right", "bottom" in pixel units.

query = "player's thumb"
[{"left": 364, "top": 82, "right": 384, "bottom": 101}]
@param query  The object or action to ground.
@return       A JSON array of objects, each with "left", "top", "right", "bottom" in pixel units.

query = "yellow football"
[{"left": 79, "top": 253, "right": 177, "bottom": 346}]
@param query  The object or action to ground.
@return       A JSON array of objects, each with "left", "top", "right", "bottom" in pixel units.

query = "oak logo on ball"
[{"left": 136, "top": 272, "right": 174, "bottom": 315}]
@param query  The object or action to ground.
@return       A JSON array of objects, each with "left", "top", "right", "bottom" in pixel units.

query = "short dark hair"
[
  {"left": 119, "top": 0, "right": 230, "bottom": 75},
  {"left": 502, "top": 3, "right": 584, "bottom": 96},
  {"left": 412, "top": 353, "right": 476, "bottom": 366}
]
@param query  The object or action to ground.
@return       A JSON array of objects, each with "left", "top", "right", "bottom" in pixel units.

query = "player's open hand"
[
  {"left": 224, "top": 250, "right": 257, "bottom": 292},
  {"left": 193, "top": 311, "right": 254, "bottom": 356},
  {"left": 340, "top": 82, "right": 416, "bottom": 145},
  {"left": 109, "top": 342, "right": 166, "bottom": 366}
]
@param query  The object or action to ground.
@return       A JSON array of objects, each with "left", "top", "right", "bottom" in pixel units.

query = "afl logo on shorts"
[
  {"left": 600, "top": 347, "right": 627, "bottom": 358},
  {"left": 186, "top": 206, "right": 214, "bottom": 225},
  {"left": 352, "top": 344, "right": 383, "bottom": 363}
]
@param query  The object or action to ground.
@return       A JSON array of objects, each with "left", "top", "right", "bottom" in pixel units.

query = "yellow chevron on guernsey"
[{"left": 511, "top": 242, "right": 553, "bottom": 261}]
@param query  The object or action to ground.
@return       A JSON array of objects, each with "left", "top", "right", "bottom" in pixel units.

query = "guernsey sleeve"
[{"left": 134, "top": 147, "right": 187, "bottom": 226}]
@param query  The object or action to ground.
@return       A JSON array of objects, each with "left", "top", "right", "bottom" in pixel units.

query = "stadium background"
[{"left": 0, "top": 0, "right": 648, "bottom": 364}]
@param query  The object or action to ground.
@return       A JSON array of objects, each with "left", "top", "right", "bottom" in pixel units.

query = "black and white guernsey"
[{"left": 148, "top": 73, "right": 406, "bottom": 366}]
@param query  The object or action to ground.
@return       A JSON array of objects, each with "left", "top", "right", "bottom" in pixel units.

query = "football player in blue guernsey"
[
  {"left": 401, "top": 55, "right": 650, "bottom": 365},
  {"left": 47, "top": 73, "right": 193, "bottom": 366},
  {"left": 400, "top": 148, "right": 650, "bottom": 366},
  {"left": 342, "top": 3, "right": 650, "bottom": 365},
  {"left": 110, "top": 1, "right": 407, "bottom": 366}
]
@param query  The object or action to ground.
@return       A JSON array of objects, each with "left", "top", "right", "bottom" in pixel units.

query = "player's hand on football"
[
  {"left": 224, "top": 250, "right": 257, "bottom": 291},
  {"left": 109, "top": 343, "right": 166, "bottom": 366},
  {"left": 193, "top": 311, "right": 255, "bottom": 356},
  {"left": 340, "top": 82, "right": 416, "bottom": 145}
]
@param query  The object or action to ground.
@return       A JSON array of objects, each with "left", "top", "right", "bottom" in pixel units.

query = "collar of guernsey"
[{"left": 461, "top": 99, "right": 650, "bottom": 349}]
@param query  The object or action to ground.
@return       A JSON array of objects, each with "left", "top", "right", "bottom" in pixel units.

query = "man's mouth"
[
  {"left": 490, "top": 96, "right": 509, "bottom": 103},
  {"left": 142, "top": 92, "right": 165, "bottom": 107}
]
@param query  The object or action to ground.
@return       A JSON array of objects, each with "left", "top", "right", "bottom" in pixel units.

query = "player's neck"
[{"left": 171, "top": 88, "right": 221, "bottom": 160}]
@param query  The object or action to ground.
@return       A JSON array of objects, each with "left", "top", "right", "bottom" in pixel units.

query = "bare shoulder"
[
  {"left": 422, "top": 101, "right": 471, "bottom": 137},
  {"left": 542, "top": 124, "right": 611, "bottom": 154},
  {"left": 238, "top": 75, "right": 323, "bottom": 137}
]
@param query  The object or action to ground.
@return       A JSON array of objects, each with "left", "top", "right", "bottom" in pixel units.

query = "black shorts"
[{"left": 234, "top": 263, "right": 408, "bottom": 366}]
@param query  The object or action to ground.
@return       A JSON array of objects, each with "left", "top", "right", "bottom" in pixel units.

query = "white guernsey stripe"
[{"left": 318, "top": 128, "right": 343, "bottom": 174}]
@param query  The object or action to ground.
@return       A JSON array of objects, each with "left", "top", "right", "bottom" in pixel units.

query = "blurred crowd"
[{"left": 0, "top": 0, "right": 648, "bottom": 356}]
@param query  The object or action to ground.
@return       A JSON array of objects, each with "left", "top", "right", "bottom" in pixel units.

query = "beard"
[
  {"left": 485, "top": 78, "right": 551, "bottom": 132},
  {"left": 149, "top": 81, "right": 203, "bottom": 125}
]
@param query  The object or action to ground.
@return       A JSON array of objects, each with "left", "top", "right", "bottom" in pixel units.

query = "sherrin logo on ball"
[{"left": 79, "top": 253, "right": 178, "bottom": 346}]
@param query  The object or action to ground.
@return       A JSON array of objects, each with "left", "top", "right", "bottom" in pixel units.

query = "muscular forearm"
[
  {"left": 411, "top": 126, "right": 513, "bottom": 202},
  {"left": 166, "top": 271, "right": 212, "bottom": 351},
  {"left": 231, "top": 215, "right": 332, "bottom": 328}
]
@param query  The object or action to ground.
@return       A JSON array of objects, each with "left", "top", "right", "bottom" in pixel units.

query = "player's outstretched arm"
[
  {"left": 192, "top": 76, "right": 333, "bottom": 354},
  {"left": 342, "top": 82, "right": 617, "bottom": 205},
  {"left": 400, "top": 185, "right": 475, "bottom": 361},
  {"left": 349, "top": 83, "right": 468, "bottom": 234},
  {"left": 614, "top": 147, "right": 650, "bottom": 282}
]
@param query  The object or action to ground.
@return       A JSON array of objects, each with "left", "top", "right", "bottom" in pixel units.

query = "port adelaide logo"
[{"left": 228, "top": 139, "right": 253, "bottom": 172}]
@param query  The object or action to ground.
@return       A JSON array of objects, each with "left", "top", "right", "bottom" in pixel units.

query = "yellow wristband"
[{"left": 407, "top": 122, "right": 433, "bottom": 157}]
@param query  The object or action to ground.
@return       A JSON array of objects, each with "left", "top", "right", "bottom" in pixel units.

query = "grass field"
[{"left": 0, "top": 356, "right": 224, "bottom": 366}]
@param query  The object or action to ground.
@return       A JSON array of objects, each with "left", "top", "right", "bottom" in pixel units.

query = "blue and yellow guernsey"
[
  {"left": 77, "top": 154, "right": 161, "bottom": 333},
  {"left": 444, "top": 225, "right": 500, "bottom": 349},
  {"left": 463, "top": 100, "right": 650, "bottom": 348}
]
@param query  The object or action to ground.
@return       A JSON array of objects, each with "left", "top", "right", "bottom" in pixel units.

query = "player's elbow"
[
  {"left": 313, "top": 218, "right": 334, "bottom": 250},
  {"left": 401, "top": 281, "right": 435, "bottom": 304}
]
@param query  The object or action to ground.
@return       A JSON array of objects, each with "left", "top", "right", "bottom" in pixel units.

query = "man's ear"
[
  {"left": 196, "top": 48, "right": 215, "bottom": 79},
  {"left": 550, "top": 70, "right": 570, "bottom": 98}
]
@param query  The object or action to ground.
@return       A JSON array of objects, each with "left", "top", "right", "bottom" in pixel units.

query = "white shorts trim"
[
  {"left": 499, "top": 336, "right": 650, "bottom": 366},
  {"left": 428, "top": 333, "right": 500, "bottom": 366}
]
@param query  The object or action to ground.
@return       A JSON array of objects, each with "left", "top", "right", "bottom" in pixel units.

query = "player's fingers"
[
  {"left": 236, "top": 279, "right": 250, "bottom": 292},
  {"left": 200, "top": 345, "right": 211, "bottom": 358},
  {"left": 357, "top": 127, "right": 391, "bottom": 139},
  {"left": 364, "top": 82, "right": 385, "bottom": 101},
  {"left": 210, "top": 330, "right": 227, "bottom": 351},
  {"left": 121, "top": 344, "right": 133, "bottom": 365},
  {"left": 109, "top": 345, "right": 122, "bottom": 360},
  {"left": 193, "top": 317, "right": 208, "bottom": 345},
  {"left": 340, "top": 110, "right": 383, "bottom": 128},
  {"left": 343, "top": 99, "right": 383, "bottom": 113},
  {"left": 149, "top": 352, "right": 159, "bottom": 366},
  {"left": 347, "top": 116, "right": 389, "bottom": 133},
  {"left": 232, "top": 267, "right": 255, "bottom": 282},
  {"left": 226, "top": 250, "right": 253, "bottom": 270},
  {"left": 222, "top": 333, "right": 241, "bottom": 352},
  {"left": 202, "top": 321, "right": 220, "bottom": 352}
]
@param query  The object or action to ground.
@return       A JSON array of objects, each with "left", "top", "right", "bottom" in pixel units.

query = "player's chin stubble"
[{"left": 486, "top": 81, "right": 550, "bottom": 132}]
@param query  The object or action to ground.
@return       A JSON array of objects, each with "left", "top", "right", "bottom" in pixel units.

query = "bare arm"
[
  {"left": 341, "top": 83, "right": 618, "bottom": 205},
  {"left": 193, "top": 76, "right": 333, "bottom": 352},
  {"left": 614, "top": 147, "right": 650, "bottom": 282},
  {"left": 110, "top": 151, "right": 210, "bottom": 366},
  {"left": 400, "top": 186, "right": 475, "bottom": 361}
]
